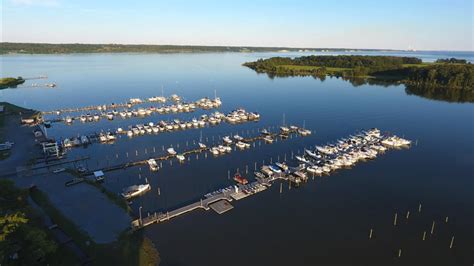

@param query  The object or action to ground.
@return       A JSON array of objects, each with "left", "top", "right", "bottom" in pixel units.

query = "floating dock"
[{"left": 209, "top": 200, "right": 234, "bottom": 214}]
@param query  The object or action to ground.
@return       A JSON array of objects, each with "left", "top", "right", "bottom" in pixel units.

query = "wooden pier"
[{"left": 132, "top": 180, "right": 268, "bottom": 230}]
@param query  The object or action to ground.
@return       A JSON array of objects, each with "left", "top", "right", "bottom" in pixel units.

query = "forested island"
[
  {"left": 0, "top": 77, "right": 25, "bottom": 89},
  {"left": 1, "top": 42, "right": 388, "bottom": 54},
  {"left": 243, "top": 55, "right": 473, "bottom": 102}
]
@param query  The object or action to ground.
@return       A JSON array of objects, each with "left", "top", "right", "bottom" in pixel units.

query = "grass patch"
[{"left": 279, "top": 65, "right": 350, "bottom": 72}]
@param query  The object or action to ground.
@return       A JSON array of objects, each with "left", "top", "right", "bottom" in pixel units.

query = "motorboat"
[
  {"left": 167, "top": 147, "right": 177, "bottom": 155},
  {"left": 121, "top": 184, "right": 151, "bottom": 199},
  {"left": 147, "top": 159, "right": 159, "bottom": 171},
  {"left": 176, "top": 154, "right": 186, "bottom": 162},
  {"left": 223, "top": 136, "right": 233, "bottom": 145}
]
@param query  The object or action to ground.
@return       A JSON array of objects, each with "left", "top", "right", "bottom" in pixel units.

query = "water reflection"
[{"left": 259, "top": 72, "right": 474, "bottom": 103}]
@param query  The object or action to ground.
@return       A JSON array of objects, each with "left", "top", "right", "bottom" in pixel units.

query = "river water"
[{"left": 1, "top": 50, "right": 473, "bottom": 265}]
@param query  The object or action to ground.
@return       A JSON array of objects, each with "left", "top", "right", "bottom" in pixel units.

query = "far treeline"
[
  {"left": 0, "top": 42, "right": 372, "bottom": 54},
  {"left": 243, "top": 55, "right": 474, "bottom": 90}
]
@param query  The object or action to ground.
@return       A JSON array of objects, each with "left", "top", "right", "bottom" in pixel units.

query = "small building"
[
  {"left": 42, "top": 142, "right": 60, "bottom": 157},
  {"left": 93, "top": 171, "right": 105, "bottom": 182}
]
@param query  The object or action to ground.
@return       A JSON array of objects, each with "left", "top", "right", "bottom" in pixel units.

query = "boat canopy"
[{"left": 94, "top": 170, "right": 104, "bottom": 178}]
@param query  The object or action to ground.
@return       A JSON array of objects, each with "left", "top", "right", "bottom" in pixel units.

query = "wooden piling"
[
  {"left": 422, "top": 231, "right": 426, "bottom": 240},
  {"left": 369, "top": 229, "right": 373, "bottom": 239},
  {"left": 406, "top": 211, "right": 410, "bottom": 220},
  {"left": 431, "top": 221, "right": 435, "bottom": 235},
  {"left": 445, "top": 216, "right": 449, "bottom": 223},
  {"left": 398, "top": 249, "right": 402, "bottom": 258},
  {"left": 449, "top": 236, "right": 454, "bottom": 249},
  {"left": 280, "top": 182, "right": 282, "bottom": 194},
  {"left": 418, "top": 203, "right": 422, "bottom": 212},
  {"left": 394, "top": 213, "right": 398, "bottom": 226}
]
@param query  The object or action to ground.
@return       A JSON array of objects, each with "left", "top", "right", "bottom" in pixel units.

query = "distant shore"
[{"left": 0, "top": 42, "right": 415, "bottom": 55}]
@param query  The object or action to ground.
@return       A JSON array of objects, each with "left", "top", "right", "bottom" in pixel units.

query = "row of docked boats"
[
  {"left": 251, "top": 128, "right": 410, "bottom": 185},
  {"left": 47, "top": 94, "right": 174, "bottom": 115},
  {"left": 119, "top": 109, "right": 258, "bottom": 138},
  {"left": 299, "top": 129, "right": 410, "bottom": 175},
  {"left": 62, "top": 109, "right": 259, "bottom": 149},
  {"left": 62, "top": 97, "right": 222, "bottom": 125}
]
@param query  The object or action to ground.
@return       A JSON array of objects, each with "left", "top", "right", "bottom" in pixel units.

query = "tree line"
[{"left": 244, "top": 55, "right": 473, "bottom": 90}]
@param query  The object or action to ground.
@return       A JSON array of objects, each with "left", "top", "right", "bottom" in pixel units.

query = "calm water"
[{"left": 1, "top": 51, "right": 473, "bottom": 266}]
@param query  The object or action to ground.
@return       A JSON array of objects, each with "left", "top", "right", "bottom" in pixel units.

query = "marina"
[
  {"left": 131, "top": 129, "right": 411, "bottom": 230},
  {"left": 47, "top": 96, "right": 223, "bottom": 124}
]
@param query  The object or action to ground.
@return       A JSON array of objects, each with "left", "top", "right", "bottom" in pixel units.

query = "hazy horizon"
[{"left": 1, "top": 0, "right": 473, "bottom": 51}]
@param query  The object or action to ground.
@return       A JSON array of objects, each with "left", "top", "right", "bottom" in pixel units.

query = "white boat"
[
  {"left": 198, "top": 143, "right": 206, "bottom": 149},
  {"left": 53, "top": 168, "right": 66, "bottom": 174},
  {"left": 106, "top": 113, "right": 114, "bottom": 120},
  {"left": 263, "top": 136, "right": 274, "bottom": 143},
  {"left": 80, "top": 115, "right": 87, "bottom": 122},
  {"left": 235, "top": 141, "right": 247, "bottom": 149},
  {"left": 210, "top": 147, "right": 220, "bottom": 155},
  {"left": 223, "top": 136, "right": 233, "bottom": 144},
  {"left": 121, "top": 184, "right": 151, "bottom": 199},
  {"left": 305, "top": 149, "right": 320, "bottom": 159},
  {"left": 295, "top": 155, "right": 311, "bottom": 164},
  {"left": 106, "top": 132, "right": 116, "bottom": 141},
  {"left": 65, "top": 116, "right": 73, "bottom": 124},
  {"left": 298, "top": 128, "right": 312, "bottom": 136},
  {"left": 127, "top": 130, "right": 133, "bottom": 137},
  {"left": 99, "top": 133, "right": 108, "bottom": 143},
  {"left": 147, "top": 159, "right": 159, "bottom": 171},
  {"left": 233, "top": 135, "right": 244, "bottom": 141},
  {"left": 275, "top": 162, "right": 288, "bottom": 171},
  {"left": 137, "top": 108, "right": 147, "bottom": 116},
  {"left": 280, "top": 126, "right": 290, "bottom": 133},
  {"left": 176, "top": 154, "right": 185, "bottom": 162},
  {"left": 167, "top": 147, "right": 177, "bottom": 155}
]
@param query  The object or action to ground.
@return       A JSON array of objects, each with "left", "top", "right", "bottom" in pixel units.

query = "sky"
[{"left": 1, "top": 0, "right": 473, "bottom": 51}]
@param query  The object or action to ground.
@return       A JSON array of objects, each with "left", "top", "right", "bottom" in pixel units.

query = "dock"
[
  {"left": 132, "top": 181, "right": 268, "bottom": 230},
  {"left": 84, "top": 128, "right": 303, "bottom": 176},
  {"left": 209, "top": 200, "right": 234, "bottom": 214},
  {"left": 44, "top": 97, "right": 222, "bottom": 124}
]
